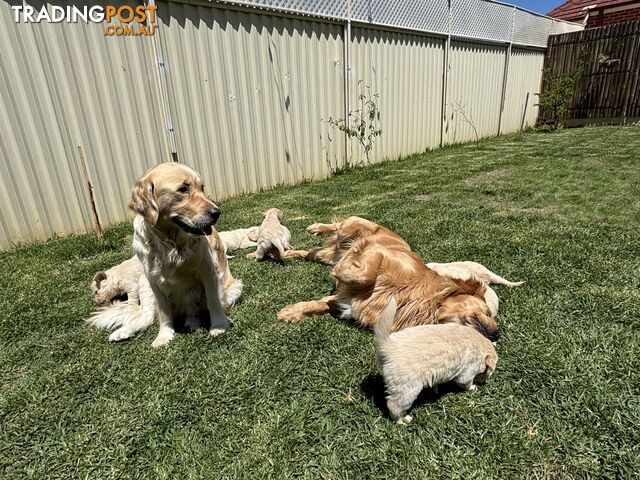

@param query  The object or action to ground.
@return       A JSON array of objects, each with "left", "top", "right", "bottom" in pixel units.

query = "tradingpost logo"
[{"left": 11, "top": 3, "right": 158, "bottom": 36}]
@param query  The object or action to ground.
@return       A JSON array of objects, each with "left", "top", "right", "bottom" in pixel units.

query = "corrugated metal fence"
[{"left": 0, "top": 0, "right": 581, "bottom": 249}]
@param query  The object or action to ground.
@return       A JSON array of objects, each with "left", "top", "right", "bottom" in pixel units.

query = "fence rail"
[{"left": 0, "top": 0, "right": 581, "bottom": 249}]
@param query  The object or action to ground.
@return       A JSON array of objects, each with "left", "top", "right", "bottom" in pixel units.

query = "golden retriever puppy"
[
  {"left": 247, "top": 208, "right": 292, "bottom": 261},
  {"left": 86, "top": 162, "right": 242, "bottom": 347},
  {"left": 375, "top": 299, "right": 497, "bottom": 424},
  {"left": 91, "top": 256, "right": 143, "bottom": 306},
  {"left": 284, "top": 216, "right": 409, "bottom": 265},
  {"left": 219, "top": 226, "right": 260, "bottom": 254},
  {"left": 278, "top": 237, "right": 499, "bottom": 342},
  {"left": 426, "top": 262, "right": 524, "bottom": 317}
]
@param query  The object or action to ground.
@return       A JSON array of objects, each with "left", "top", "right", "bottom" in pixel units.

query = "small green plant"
[
  {"left": 326, "top": 82, "right": 382, "bottom": 167},
  {"left": 536, "top": 53, "right": 585, "bottom": 130}
]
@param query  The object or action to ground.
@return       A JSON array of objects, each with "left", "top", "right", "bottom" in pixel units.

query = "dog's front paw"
[
  {"left": 306, "top": 223, "right": 325, "bottom": 235},
  {"left": 209, "top": 328, "right": 227, "bottom": 337},
  {"left": 151, "top": 331, "right": 175, "bottom": 348},
  {"left": 277, "top": 305, "right": 305, "bottom": 323},
  {"left": 109, "top": 328, "right": 132, "bottom": 342}
]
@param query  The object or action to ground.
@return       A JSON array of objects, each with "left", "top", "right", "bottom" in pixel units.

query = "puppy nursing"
[
  {"left": 91, "top": 256, "right": 143, "bottom": 306},
  {"left": 375, "top": 299, "right": 498, "bottom": 424}
]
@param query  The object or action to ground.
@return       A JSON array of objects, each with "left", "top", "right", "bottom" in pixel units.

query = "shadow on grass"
[{"left": 360, "top": 373, "right": 469, "bottom": 419}]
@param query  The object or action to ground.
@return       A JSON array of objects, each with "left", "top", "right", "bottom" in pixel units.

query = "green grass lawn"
[{"left": 1, "top": 126, "right": 639, "bottom": 479}]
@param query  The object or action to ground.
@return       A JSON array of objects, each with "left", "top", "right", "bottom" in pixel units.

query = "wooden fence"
[{"left": 541, "top": 21, "right": 640, "bottom": 126}]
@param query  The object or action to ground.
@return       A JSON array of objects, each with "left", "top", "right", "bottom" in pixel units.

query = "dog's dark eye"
[{"left": 177, "top": 185, "right": 189, "bottom": 194}]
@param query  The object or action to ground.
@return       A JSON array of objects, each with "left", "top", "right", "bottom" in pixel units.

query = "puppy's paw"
[
  {"left": 277, "top": 305, "right": 305, "bottom": 323},
  {"left": 109, "top": 328, "right": 132, "bottom": 342},
  {"left": 396, "top": 415, "right": 413, "bottom": 425},
  {"left": 246, "top": 252, "right": 258, "bottom": 259},
  {"left": 151, "top": 331, "right": 175, "bottom": 348},
  {"left": 469, "top": 384, "right": 477, "bottom": 391},
  {"left": 209, "top": 328, "right": 227, "bottom": 337},
  {"left": 306, "top": 223, "right": 325, "bottom": 235}
]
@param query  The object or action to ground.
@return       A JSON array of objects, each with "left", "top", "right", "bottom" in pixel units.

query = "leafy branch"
[{"left": 326, "top": 82, "right": 382, "bottom": 167}]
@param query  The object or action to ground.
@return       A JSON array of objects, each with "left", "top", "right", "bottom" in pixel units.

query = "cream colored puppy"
[
  {"left": 91, "top": 256, "right": 143, "bottom": 306},
  {"left": 247, "top": 208, "right": 292, "bottom": 261},
  {"left": 426, "top": 261, "right": 524, "bottom": 287},
  {"left": 426, "top": 261, "right": 524, "bottom": 317},
  {"left": 375, "top": 299, "right": 498, "bottom": 425},
  {"left": 219, "top": 226, "right": 260, "bottom": 254}
]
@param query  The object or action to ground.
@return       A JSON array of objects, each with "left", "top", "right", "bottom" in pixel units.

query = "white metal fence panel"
[
  {"left": 348, "top": 27, "right": 444, "bottom": 164},
  {"left": 0, "top": 0, "right": 169, "bottom": 249},
  {"left": 501, "top": 48, "right": 545, "bottom": 133},
  {"left": 551, "top": 20, "right": 584, "bottom": 36},
  {"left": 446, "top": 41, "right": 507, "bottom": 144},
  {"left": 157, "top": 2, "right": 345, "bottom": 198}
]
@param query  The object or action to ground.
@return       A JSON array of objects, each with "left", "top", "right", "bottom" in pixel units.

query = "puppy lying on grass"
[
  {"left": 247, "top": 208, "right": 292, "bottom": 261},
  {"left": 375, "top": 299, "right": 498, "bottom": 425},
  {"left": 91, "top": 256, "right": 144, "bottom": 306},
  {"left": 219, "top": 226, "right": 260, "bottom": 255}
]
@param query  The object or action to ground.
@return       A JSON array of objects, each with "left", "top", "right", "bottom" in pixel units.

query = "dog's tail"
[
  {"left": 85, "top": 303, "right": 142, "bottom": 330},
  {"left": 224, "top": 278, "right": 243, "bottom": 308},
  {"left": 482, "top": 271, "right": 524, "bottom": 288},
  {"left": 374, "top": 298, "right": 398, "bottom": 348},
  {"left": 463, "top": 262, "right": 525, "bottom": 287}
]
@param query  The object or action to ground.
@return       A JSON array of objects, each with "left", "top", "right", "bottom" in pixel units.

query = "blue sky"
[{"left": 508, "top": 0, "right": 565, "bottom": 15}]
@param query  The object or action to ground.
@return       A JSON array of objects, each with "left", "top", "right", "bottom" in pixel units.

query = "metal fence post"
[
  {"left": 497, "top": 6, "right": 516, "bottom": 136},
  {"left": 147, "top": 0, "right": 179, "bottom": 162},
  {"left": 342, "top": 0, "right": 352, "bottom": 167},
  {"left": 440, "top": 0, "right": 452, "bottom": 147}
]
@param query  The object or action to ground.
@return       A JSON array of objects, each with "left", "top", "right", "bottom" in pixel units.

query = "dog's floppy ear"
[
  {"left": 93, "top": 271, "right": 107, "bottom": 285},
  {"left": 92, "top": 271, "right": 107, "bottom": 291},
  {"left": 129, "top": 176, "right": 159, "bottom": 225}
]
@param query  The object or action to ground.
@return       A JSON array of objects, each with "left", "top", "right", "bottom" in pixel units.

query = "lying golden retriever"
[
  {"left": 280, "top": 215, "right": 521, "bottom": 322},
  {"left": 278, "top": 236, "right": 499, "bottom": 342},
  {"left": 87, "top": 162, "right": 242, "bottom": 347}
]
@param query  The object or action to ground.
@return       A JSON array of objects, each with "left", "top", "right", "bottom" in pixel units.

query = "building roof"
[{"left": 548, "top": 0, "right": 638, "bottom": 20}]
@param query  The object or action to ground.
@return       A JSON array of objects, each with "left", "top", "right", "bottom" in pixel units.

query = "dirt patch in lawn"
[{"left": 463, "top": 168, "right": 508, "bottom": 186}]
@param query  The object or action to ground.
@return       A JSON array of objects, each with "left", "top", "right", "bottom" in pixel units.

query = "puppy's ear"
[
  {"left": 92, "top": 271, "right": 107, "bottom": 286},
  {"left": 129, "top": 176, "right": 159, "bottom": 225},
  {"left": 276, "top": 209, "right": 284, "bottom": 221}
]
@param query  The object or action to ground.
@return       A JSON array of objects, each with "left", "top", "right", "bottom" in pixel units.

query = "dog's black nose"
[{"left": 208, "top": 208, "right": 221, "bottom": 224}]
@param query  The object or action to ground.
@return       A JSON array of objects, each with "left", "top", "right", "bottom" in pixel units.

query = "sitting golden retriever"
[
  {"left": 278, "top": 236, "right": 499, "bottom": 342},
  {"left": 87, "top": 162, "right": 242, "bottom": 347}
]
